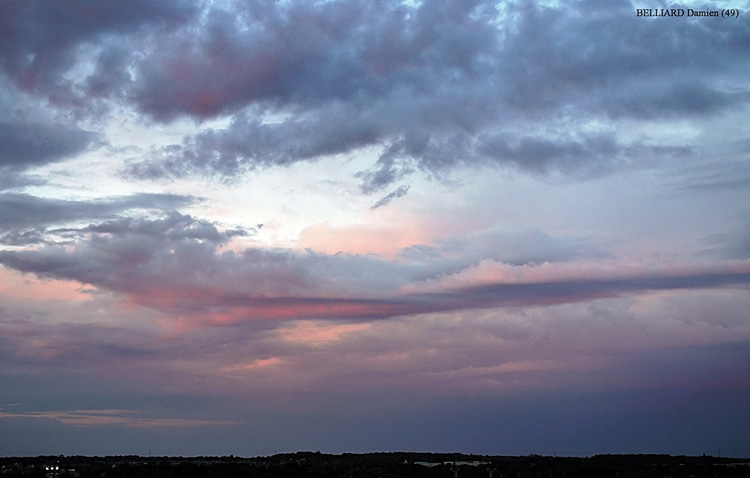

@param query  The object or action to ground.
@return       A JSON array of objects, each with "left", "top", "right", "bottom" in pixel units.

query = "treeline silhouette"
[{"left": 2, "top": 452, "right": 749, "bottom": 478}]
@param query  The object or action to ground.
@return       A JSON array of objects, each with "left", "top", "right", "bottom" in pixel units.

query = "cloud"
[
  {"left": 403, "top": 258, "right": 750, "bottom": 296},
  {"left": 702, "top": 222, "right": 750, "bottom": 260},
  {"left": 2, "top": 221, "right": 593, "bottom": 321},
  {"left": 4, "top": 0, "right": 746, "bottom": 189},
  {"left": 0, "top": 409, "right": 238, "bottom": 428},
  {"left": 126, "top": 108, "right": 386, "bottom": 179},
  {"left": 476, "top": 133, "right": 696, "bottom": 177},
  {"left": 371, "top": 185, "right": 410, "bottom": 209},
  {"left": 0, "top": 193, "right": 198, "bottom": 245},
  {"left": 129, "top": 0, "right": 498, "bottom": 122},
  {"left": 1, "top": 209, "right": 748, "bottom": 326},
  {"left": 602, "top": 81, "right": 745, "bottom": 120},
  {"left": 0, "top": 0, "right": 195, "bottom": 107},
  {"left": 0, "top": 122, "right": 100, "bottom": 171},
  {"left": 119, "top": 0, "right": 750, "bottom": 188},
  {"left": 0, "top": 0, "right": 748, "bottom": 456}
]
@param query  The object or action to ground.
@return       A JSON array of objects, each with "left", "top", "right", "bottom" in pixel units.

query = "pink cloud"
[
  {"left": 401, "top": 258, "right": 750, "bottom": 295},
  {"left": 0, "top": 267, "right": 90, "bottom": 302},
  {"left": 0, "top": 409, "right": 238, "bottom": 428},
  {"left": 297, "top": 222, "right": 428, "bottom": 257},
  {"left": 278, "top": 320, "right": 371, "bottom": 345}
]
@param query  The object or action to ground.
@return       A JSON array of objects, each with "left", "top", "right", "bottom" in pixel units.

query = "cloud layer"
[
  {"left": 4, "top": 0, "right": 747, "bottom": 190},
  {"left": 1, "top": 0, "right": 749, "bottom": 457}
]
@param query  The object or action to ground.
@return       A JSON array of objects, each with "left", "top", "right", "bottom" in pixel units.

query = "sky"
[{"left": 1, "top": 0, "right": 749, "bottom": 458}]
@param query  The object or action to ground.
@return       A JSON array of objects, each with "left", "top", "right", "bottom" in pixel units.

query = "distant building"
[{"left": 45, "top": 465, "right": 80, "bottom": 478}]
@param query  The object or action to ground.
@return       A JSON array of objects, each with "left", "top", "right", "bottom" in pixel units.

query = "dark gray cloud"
[
  {"left": 3, "top": 0, "right": 747, "bottom": 189},
  {"left": 479, "top": 134, "right": 621, "bottom": 175},
  {"left": 601, "top": 82, "right": 745, "bottom": 120},
  {"left": 0, "top": 229, "right": 49, "bottom": 247},
  {"left": 0, "top": 1, "right": 195, "bottom": 187},
  {"left": 126, "top": 109, "right": 386, "bottom": 178},
  {"left": 129, "top": 0, "right": 498, "bottom": 122},
  {"left": 0, "top": 193, "right": 195, "bottom": 230},
  {"left": 371, "top": 185, "right": 411, "bottom": 209},
  {"left": 0, "top": 122, "right": 99, "bottom": 171},
  {"left": 427, "top": 270, "right": 750, "bottom": 312},
  {"left": 499, "top": 1, "right": 749, "bottom": 116},
  {"left": 0, "top": 0, "right": 195, "bottom": 105},
  {"left": 115, "top": 0, "right": 749, "bottom": 190},
  {"left": 0, "top": 193, "right": 198, "bottom": 246},
  {"left": 476, "top": 133, "right": 695, "bottom": 177},
  {"left": 0, "top": 171, "right": 45, "bottom": 192}
]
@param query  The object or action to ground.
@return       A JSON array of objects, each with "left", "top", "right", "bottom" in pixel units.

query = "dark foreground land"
[{"left": 2, "top": 452, "right": 749, "bottom": 478}]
